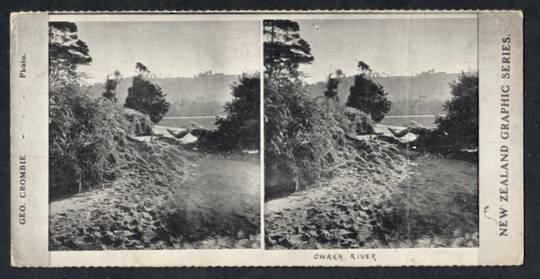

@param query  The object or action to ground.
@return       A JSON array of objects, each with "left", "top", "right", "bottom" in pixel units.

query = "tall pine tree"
[
  {"left": 49, "top": 22, "right": 92, "bottom": 87},
  {"left": 263, "top": 20, "right": 314, "bottom": 81}
]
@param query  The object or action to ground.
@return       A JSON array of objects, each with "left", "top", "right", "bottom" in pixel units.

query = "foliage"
[
  {"left": 343, "top": 107, "right": 375, "bottom": 135},
  {"left": 102, "top": 70, "right": 122, "bottom": 102},
  {"left": 124, "top": 64, "right": 170, "bottom": 124},
  {"left": 49, "top": 22, "right": 92, "bottom": 86},
  {"left": 265, "top": 80, "right": 325, "bottom": 159},
  {"left": 435, "top": 72, "right": 479, "bottom": 149},
  {"left": 263, "top": 20, "right": 352, "bottom": 196},
  {"left": 263, "top": 20, "right": 321, "bottom": 179},
  {"left": 305, "top": 71, "right": 460, "bottom": 116},
  {"left": 49, "top": 85, "right": 132, "bottom": 197},
  {"left": 263, "top": 20, "right": 314, "bottom": 81},
  {"left": 48, "top": 22, "right": 144, "bottom": 198},
  {"left": 122, "top": 108, "right": 154, "bottom": 136},
  {"left": 264, "top": 19, "right": 321, "bottom": 174},
  {"left": 212, "top": 73, "right": 260, "bottom": 150},
  {"left": 323, "top": 69, "right": 345, "bottom": 102},
  {"left": 136, "top": 62, "right": 150, "bottom": 73},
  {"left": 357, "top": 61, "right": 371, "bottom": 73},
  {"left": 346, "top": 73, "right": 391, "bottom": 122},
  {"left": 264, "top": 79, "right": 335, "bottom": 196},
  {"left": 263, "top": 19, "right": 399, "bottom": 200}
]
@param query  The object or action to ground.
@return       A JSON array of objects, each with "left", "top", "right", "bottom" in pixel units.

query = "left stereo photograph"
[{"left": 48, "top": 20, "right": 262, "bottom": 250}]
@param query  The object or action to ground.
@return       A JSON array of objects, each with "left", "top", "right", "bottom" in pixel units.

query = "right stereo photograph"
[{"left": 263, "top": 17, "right": 479, "bottom": 249}]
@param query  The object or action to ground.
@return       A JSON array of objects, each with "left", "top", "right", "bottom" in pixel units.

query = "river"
[
  {"left": 160, "top": 116, "right": 220, "bottom": 129},
  {"left": 162, "top": 115, "right": 439, "bottom": 130},
  {"left": 379, "top": 114, "right": 439, "bottom": 128}
]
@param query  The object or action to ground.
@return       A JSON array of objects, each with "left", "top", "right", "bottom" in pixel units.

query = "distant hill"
[
  {"left": 86, "top": 71, "right": 460, "bottom": 117},
  {"left": 307, "top": 71, "right": 460, "bottom": 116},
  {"left": 85, "top": 71, "right": 239, "bottom": 117}
]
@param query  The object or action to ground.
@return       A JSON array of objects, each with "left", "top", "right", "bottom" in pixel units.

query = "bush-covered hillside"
[
  {"left": 87, "top": 73, "right": 239, "bottom": 117},
  {"left": 307, "top": 71, "right": 459, "bottom": 116}
]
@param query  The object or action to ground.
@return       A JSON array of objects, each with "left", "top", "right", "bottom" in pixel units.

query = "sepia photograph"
[
  {"left": 48, "top": 20, "right": 261, "bottom": 250},
  {"left": 264, "top": 17, "right": 479, "bottom": 249},
  {"left": 9, "top": 11, "right": 523, "bottom": 267}
]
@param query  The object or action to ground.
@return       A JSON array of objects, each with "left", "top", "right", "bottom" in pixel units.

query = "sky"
[
  {"left": 73, "top": 21, "right": 261, "bottom": 83},
  {"left": 297, "top": 18, "right": 478, "bottom": 83},
  {"left": 70, "top": 18, "right": 477, "bottom": 84}
]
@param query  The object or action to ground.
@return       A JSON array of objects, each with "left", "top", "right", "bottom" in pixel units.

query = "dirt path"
[
  {"left": 49, "top": 144, "right": 260, "bottom": 250},
  {"left": 381, "top": 155, "right": 478, "bottom": 247},
  {"left": 164, "top": 154, "right": 260, "bottom": 247},
  {"left": 265, "top": 154, "right": 477, "bottom": 249}
]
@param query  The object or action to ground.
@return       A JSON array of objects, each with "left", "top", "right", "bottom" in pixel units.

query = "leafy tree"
[
  {"left": 264, "top": 19, "right": 318, "bottom": 163},
  {"left": 346, "top": 64, "right": 391, "bottom": 122},
  {"left": 213, "top": 73, "right": 260, "bottom": 150},
  {"left": 357, "top": 61, "right": 371, "bottom": 73},
  {"left": 435, "top": 72, "right": 479, "bottom": 148},
  {"left": 264, "top": 20, "right": 343, "bottom": 196},
  {"left": 135, "top": 62, "right": 149, "bottom": 74},
  {"left": 324, "top": 69, "right": 345, "bottom": 102},
  {"left": 49, "top": 22, "right": 92, "bottom": 87},
  {"left": 263, "top": 20, "right": 314, "bottom": 81},
  {"left": 124, "top": 63, "right": 170, "bottom": 124},
  {"left": 264, "top": 19, "right": 318, "bottom": 159},
  {"left": 102, "top": 70, "right": 122, "bottom": 102},
  {"left": 49, "top": 22, "right": 121, "bottom": 196}
]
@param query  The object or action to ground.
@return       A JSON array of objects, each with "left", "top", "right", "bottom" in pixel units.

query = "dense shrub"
[
  {"left": 406, "top": 72, "right": 479, "bottom": 157},
  {"left": 49, "top": 85, "right": 134, "bottom": 197},
  {"left": 50, "top": 21, "right": 124, "bottom": 197},
  {"left": 346, "top": 74, "right": 391, "bottom": 122},
  {"left": 343, "top": 106, "right": 374, "bottom": 135},
  {"left": 122, "top": 108, "right": 154, "bottom": 136},
  {"left": 323, "top": 69, "right": 345, "bottom": 102},
  {"left": 102, "top": 70, "right": 122, "bottom": 102},
  {"left": 263, "top": 20, "right": 386, "bottom": 198},
  {"left": 125, "top": 74, "right": 170, "bottom": 124},
  {"left": 435, "top": 72, "right": 479, "bottom": 149},
  {"left": 264, "top": 19, "right": 330, "bottom": 195},
  {"left": 265, "top": 78, "right": 354, "bottom": 198},
  {"left": 48, "top": 22, "right": 155, "bottom": 197},
  {"left": 212, "top": 73, "right": 260, "bottom": 151}
]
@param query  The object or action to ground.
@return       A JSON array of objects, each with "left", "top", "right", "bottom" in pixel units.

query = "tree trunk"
[{"left": 78, "top": 173, "right": 82, "bottom": 193}]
